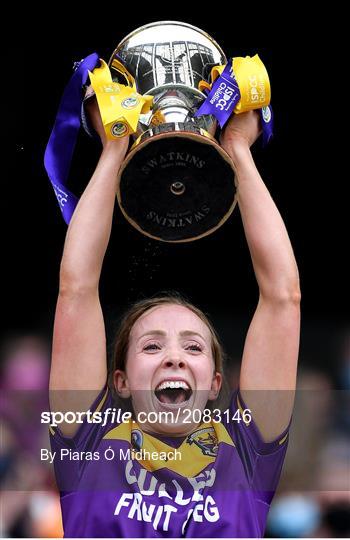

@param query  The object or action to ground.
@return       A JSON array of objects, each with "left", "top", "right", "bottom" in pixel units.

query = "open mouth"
[{"left": 154, "top": 380, "right": 193, "bottom": 405}]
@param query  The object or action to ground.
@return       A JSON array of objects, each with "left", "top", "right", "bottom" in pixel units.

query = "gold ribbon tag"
[
  {"left": 88, "top": 60, "right": 153, "bottom": 138},
  {"left": 110, "top": 57, "right": 136, "bottom": 88},
  {"left": 198, "top": 55, "right": 271, "bottom": 114},
  {"left": 198, "top": 80, "right": 212, "bottom": 93},
  {"left": 232, "top": 55, "right": 270, "bottom": 113},
  {"left": 151, "top": 109, "right": 166, "bottom": 126}
]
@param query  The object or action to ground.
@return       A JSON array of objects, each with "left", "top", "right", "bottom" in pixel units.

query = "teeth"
[{"left": 156, "top": 380, "right": 190, "bottom": 391}]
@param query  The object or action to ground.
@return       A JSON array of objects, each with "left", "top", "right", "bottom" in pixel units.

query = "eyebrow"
[{"left": 137, "top": 330, "right": 206, "bottom": 341}]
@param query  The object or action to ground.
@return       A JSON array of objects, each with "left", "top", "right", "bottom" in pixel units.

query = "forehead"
[{"left": 130, "top": 304, "right": 212, "bottom": 341}]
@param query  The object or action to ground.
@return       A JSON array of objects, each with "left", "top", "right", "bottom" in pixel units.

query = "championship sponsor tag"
[
  {"left": 196, "top": 55, "right": 273, "bottom": 145},
  {"left": 195, "top": 62, "right": 241, "bottom": 127},
  {"left": 88, "top": 60, "right": 153, "bottom": 139},
  {"left": 211, "top": 55, "right": 271, "bottom": 114}
]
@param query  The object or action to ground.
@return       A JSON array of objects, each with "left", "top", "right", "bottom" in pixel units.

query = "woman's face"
[{"left": 114, "top": 304, "right": 222, "bottom": 436}]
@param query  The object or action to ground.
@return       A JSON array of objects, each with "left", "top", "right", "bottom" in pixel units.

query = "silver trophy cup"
[{"left": 99, "top": 21, "right": 237, "bottom": 242}]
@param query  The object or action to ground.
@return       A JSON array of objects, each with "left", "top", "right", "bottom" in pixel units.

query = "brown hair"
[{"left": 108, "top": 293, "right": 229, "bottom": 408}]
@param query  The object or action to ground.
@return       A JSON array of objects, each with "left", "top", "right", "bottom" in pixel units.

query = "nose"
[{"left": 162, "top": 349, "right": 186, "bottom": 369}]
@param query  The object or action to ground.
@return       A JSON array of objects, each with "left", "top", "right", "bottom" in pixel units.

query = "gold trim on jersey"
[
  {"left": 278, "top": 433, "right": 288, "bottom": 445},
  {"left": 95, "top": 386, "right": 109, "bottom": 412}
]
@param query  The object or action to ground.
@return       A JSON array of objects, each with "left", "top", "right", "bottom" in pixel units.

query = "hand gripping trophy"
[{"left": 45, "top": 21, "right": 272, "bottom": 242}]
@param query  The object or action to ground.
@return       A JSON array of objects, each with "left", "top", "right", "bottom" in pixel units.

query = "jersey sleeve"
[
  {"left": 49, "top": 384, "right": 114, "bottom": 491},
  {"left": 223, "top": 388, "right": 290, "bottom": 502}
]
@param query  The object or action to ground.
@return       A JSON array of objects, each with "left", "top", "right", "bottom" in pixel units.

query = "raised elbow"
[
  {"left": 59, "top": 264, "right": 99, "bottom": 296},
  {"left": 59, "top": 272, "right": 99, "bottom": 297},
  {"left": 261, "top": 284, "right": 301, "bottom": 306},
  {"left": 281, "top": 289, "right": 301, "bottom": 306}
]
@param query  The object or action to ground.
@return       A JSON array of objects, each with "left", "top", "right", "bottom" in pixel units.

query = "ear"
[
  {"left": 114, "top": 370, "right": 131, "bottom": 398},
  {"left": 208, "top": 372, "right": 222, "bottom": 401}
]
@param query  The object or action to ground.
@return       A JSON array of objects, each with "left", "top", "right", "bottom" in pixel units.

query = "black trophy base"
[{"left": 117, "top": 124, "right": 237, "bottom": 242}]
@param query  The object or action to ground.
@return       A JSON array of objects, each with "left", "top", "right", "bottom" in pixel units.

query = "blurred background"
[{"left": 2, "top": 5, "right": 349, "bottom": 538}]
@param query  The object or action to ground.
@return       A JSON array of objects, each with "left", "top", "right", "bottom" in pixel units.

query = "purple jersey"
[{"left": 50, "top": 387, "right": 289, "bottom": 537}]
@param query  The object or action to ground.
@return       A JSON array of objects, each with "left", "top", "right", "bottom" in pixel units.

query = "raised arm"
[
  {"left": 49, "top": 96, "right": 129, "bottom": 435},
  {"left": 220, "top": 111, "right": 301, "bottom": 441}
]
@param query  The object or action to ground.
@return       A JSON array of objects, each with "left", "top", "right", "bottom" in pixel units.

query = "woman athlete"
[{"left": 49, "top": 95, "right": 301, "bottom": 537}]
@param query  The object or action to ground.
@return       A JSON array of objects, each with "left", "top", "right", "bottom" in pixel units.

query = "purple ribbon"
[
  {"left": 195, "top": 60, "right": 274, "bottom": 146},
  {"left": 44, "top": 53, "right": 100, "bottom": 224},
  {"left": 195, "top": 62, "right": 241, "bottom": 127}
]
